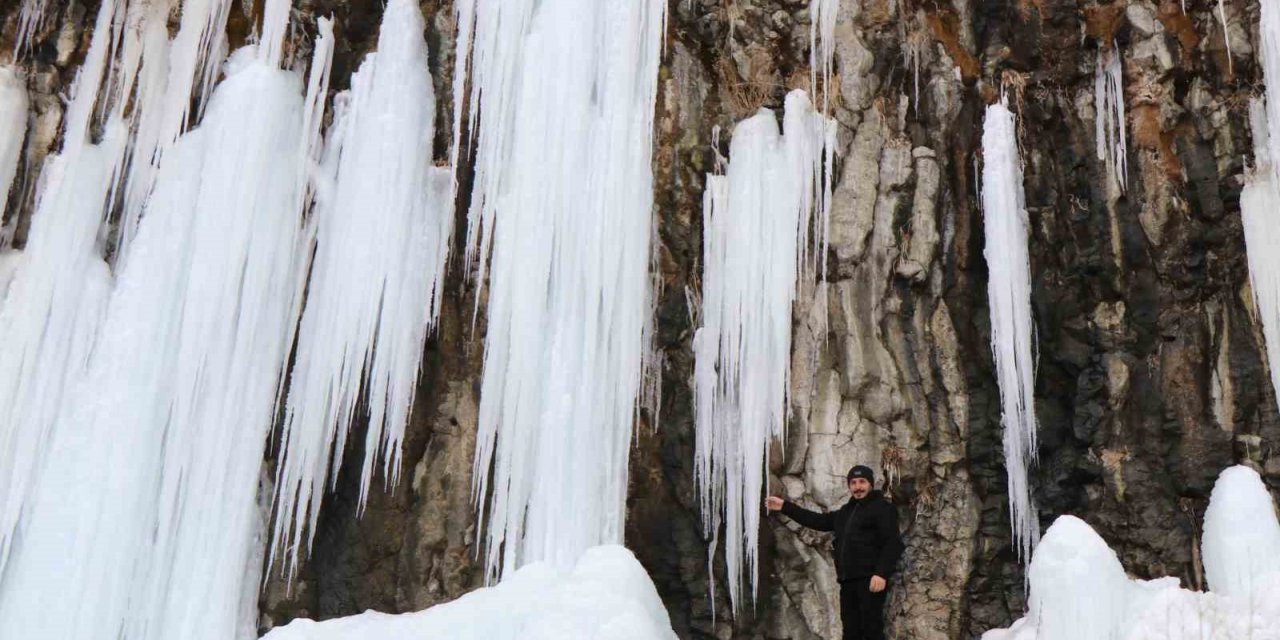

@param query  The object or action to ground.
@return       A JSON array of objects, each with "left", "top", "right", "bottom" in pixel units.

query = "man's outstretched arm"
[{"left": 765, "top": 496, "right": 835, "bottom": 531}]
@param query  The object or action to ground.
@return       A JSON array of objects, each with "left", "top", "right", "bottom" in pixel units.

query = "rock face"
[{"left": 2, "top": 0, "right": 1278, "bottom": 638}]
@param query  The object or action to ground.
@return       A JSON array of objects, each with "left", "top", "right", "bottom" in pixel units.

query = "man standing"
[{"left": 765, "top": 465, "right": 904, "bottom": 640}]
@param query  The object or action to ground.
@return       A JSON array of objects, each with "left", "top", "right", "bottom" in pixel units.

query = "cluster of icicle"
[
  {"left": 453, "top": 0, "right": 667, "bottom": 581},
  {"left": 271, "top": 0, "right": 454, "bottom": 579},
  {"left": 1095, "top": 44, "right": 1129, "bottom": 192},
  {"left": 0, "top": 0, "right": 455, "bottom": 636},
  {"left": 981, "top": 100, "right": 1041, "bottom": 561},
  {"left": 983, "top": 465, "right": 1280, "bottom": 640},
  {"left": 693, "top": 90, "right": 835, "bottom": 613},
  {"left": 1242, "top": 0, "right": 1280, "bottom": 409}
]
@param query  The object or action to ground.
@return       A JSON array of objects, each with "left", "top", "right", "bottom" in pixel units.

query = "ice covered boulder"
[{"left": 261, "top": 546, "right": 677, "bottom": 640}]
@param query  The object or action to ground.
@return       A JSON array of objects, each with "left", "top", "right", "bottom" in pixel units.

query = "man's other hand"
[
  {"left": 764, "top": 496, "right": 784, "bottom": 511},
  {"left": 869, "top": 575, "right": 886, "bottom": 593}
]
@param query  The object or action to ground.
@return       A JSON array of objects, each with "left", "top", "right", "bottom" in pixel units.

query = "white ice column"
[{"left": 982, "top": 100, "right": 1041, "bottom": 560}]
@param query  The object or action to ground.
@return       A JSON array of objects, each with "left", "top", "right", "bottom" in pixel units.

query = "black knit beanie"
[{"left": 847, "top": 465, "right": 874, "bottom": 484}]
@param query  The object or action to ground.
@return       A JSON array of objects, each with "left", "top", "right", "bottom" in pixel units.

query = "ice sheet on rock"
[
  {"left": 453, "top": 0, "right": 666, "bottom": 579},
  {"left": 0, "top": 44, "right": 316, "bottom": 640},
  {"left": 981, "top": 100, "right": 1041, "bottom": 561},
  {"left": 0, "top": 0, "right": 126, "bottom": 574},
  {"left": 1244, "top": 100, "right": 1280, "bottom": 418},
  {"left": 261, "top": 546, "right": 678, "bottom": 640},
  {"left": 1260, "top": 0, "right": 1280, "bottom": 182},
  {"left": 0, "top": 68, "right": 27, "bottom": 242},
  {"left": 123, "top": 52, "right": 311, "bottom": 640},
  {"left": 693, "top": 90, "right": 835, "bottom": 613},
  {"left": 0, "top": 132, "right": 207, "bottom": 640},
  {"left": 273, "top": 0, "right": 453, "bottom": 578}
]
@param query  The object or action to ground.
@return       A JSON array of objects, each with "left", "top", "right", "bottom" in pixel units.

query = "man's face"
[{"left": 848, "top": 477, "right": 871, "bottom": 499}]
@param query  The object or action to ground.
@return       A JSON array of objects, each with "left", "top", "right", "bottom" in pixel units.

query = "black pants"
[{"left": 838, "top": 578, "right": 886, "bottom": 640}]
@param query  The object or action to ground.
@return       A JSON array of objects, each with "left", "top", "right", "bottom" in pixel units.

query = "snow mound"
[
  {"left": 1203, "top": 460, "right": 1280, "bottom": 597},
  {"left": 1025, "top": 515, "right": 1129, "bottom": 640},
  {"left": 984, "top": 465, "right": 1280, "bottom": 640},
  {"left": 261, "top": 546, "right": 677, "bottom": 640}
]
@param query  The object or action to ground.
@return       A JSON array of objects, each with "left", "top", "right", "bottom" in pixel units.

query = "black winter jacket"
[{"left": 779, "top": 491, "right": 904, "bottom": 582}]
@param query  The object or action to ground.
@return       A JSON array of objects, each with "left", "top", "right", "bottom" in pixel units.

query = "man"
[{"left": 765, "top": 465, "right": 903, "bottom": 640}]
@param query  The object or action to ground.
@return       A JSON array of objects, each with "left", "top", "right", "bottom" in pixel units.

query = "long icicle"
[{"left": 982, "top": 100, "right": 1041, "bottom": 562}]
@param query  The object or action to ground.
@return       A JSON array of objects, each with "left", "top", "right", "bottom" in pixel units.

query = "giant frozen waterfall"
[
  {"left": 0, "top": 0, "right": 676, "bottom": 636},
  {"left": 4, "top": 0, "right": 1280, "bottom": 637}
]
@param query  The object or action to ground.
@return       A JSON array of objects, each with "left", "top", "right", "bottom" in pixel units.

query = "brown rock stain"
[
  {"left": 1084, "top": 3, "right": 1127, "bottom": 45},
  {"left": 1131, "top": 103, "right": 1182, "bottom": 180},
  {"left": 1158, "top": 0, "right": 1200, "bottom": 58},
  {"left": 924, "top": 8, "right": 978, "bottom": 83}
]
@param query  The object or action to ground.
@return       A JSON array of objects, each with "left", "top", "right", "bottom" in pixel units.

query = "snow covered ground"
[
  {"left": 261, "top": 546, "right": 677, "bottom": 640},
  {"left": 984, "top": 465, "right": 1280, "bottom": 640}
]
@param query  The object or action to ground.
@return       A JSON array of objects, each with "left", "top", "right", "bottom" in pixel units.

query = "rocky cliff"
[{"left": 1, "top": 0, "right": 1276, "bottom": 638}]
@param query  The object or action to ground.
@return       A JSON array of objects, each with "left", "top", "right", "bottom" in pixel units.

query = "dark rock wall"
[{"left": 2, "top": 0, "right": 1278, "bottom": 638}]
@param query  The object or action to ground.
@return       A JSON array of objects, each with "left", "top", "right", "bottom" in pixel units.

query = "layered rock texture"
[{"left": 2, "top": 0, "right": 1277, "bottom": 638}]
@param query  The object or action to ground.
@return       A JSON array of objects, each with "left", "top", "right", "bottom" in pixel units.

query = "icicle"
[
  {"left": 1094, "top": 44, "right": 1128, "bottom": 192},
  {"left": 454, "top": 0, "right": 666, "bottom": 580},
  {"left": 1218, "top": 0, "right": 1234, "bottom": 75},
  {"left": 272, "top": 0, "right": 453, "bottom": 578},
  {"left": 981, "top": 100, "right": 1041, "bottom": 561},
  {"left": 693, "top": 90, "right": 834, "bottom": 613},
  {"left": 0, "top": 68, "right": 26, "bottom": 245},
  {"left": 260, "top": 0, "right": 294, "bottom": 68},
  {"left": 14, "top": 0, "right": 52, "bottom": 54},
  {"left": 809, "top": 0, "right": 839, "bottom": 114},
  {"left": 296, "top": 17, "right": 334, "bottom": 212}
]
